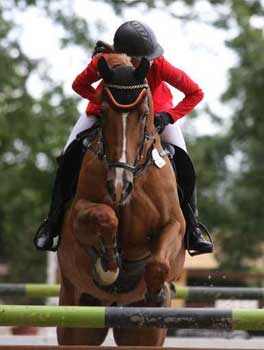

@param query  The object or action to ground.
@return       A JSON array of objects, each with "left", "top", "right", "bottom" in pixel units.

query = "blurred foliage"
[
  {"left": 217, "top": 0, "right": 264, "bottom": 269},
  {"left": 0, "top": 0, "right": 81, "bottom": 283},
  {"left": 189, "top": 0, "right": 264, "bottom": 270},
  {"left": 0, "top": 0, "right": 263, "bottom": 286}
]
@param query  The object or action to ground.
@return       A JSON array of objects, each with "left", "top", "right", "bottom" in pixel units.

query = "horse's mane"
[
  {"left": 93, "top": 40, "right": 132, "bottom": 67},
  {"left": 104, "top": 53, "right": 132, "bottom": 68}
]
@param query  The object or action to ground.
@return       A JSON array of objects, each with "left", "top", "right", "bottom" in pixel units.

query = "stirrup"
[{"left": 186, "top": 222, "right": 214, "bottom": 257}]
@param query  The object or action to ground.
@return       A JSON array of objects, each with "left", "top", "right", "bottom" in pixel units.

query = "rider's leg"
[
  {"left": 34, "top": 114, "right": 97, "bottom": 251},
  {"left": 182, "top": 190, "right": 213, "bottom": 255},
  {"left": 64, "top": 113, "right": 97, "bottom": 152},
  {"left": 161, "top": 121, "right": 187, "bottom": 151},
  {"left": 161, "top": 122, "right": 213, "bottom": 255}
]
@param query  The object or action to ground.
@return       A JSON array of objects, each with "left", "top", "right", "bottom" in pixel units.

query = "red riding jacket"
[{"left": 72, "top": 54, "right": 204, "bottom": 122}]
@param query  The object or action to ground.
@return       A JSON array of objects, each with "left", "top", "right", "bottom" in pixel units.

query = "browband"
[{"left": 104, "top": 83, "right": 148, "bottom": 90}]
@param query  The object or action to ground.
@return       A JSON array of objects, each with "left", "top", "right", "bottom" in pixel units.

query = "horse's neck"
[{"left": 146, "top": 89, "right": 155, "bottom": 133}]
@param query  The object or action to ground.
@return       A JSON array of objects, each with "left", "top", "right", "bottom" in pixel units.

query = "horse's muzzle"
[
  {"left": 121, "top": 178, "right": 133, "bottom": 204},
  {"left": 106, "top": 171, "right": 134, "bottom": 206}
]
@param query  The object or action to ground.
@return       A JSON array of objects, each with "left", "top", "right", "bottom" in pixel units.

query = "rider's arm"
[
  {"left": 72, "top": 54, "right": 103, "bottom": 103},
  {"left": 158, "top": 56, "right": 204, "bottom": 121}
]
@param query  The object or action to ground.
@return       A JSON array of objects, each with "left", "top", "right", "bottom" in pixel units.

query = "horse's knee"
[
  {"left": 144, "top": 260, "right": 170, "bottom": 293},
  {"left": 90, "top": 205, "right": 118, "bottom": 236}
]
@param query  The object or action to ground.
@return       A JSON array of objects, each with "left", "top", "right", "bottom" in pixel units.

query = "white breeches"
[
  {"left": 64, "top": 113, "right": 98, "bottom": 151},
  {"left": 160, "top": 121, "right": 187, "bottom": 151},
  {"left": 64, "top": 113, "right": 187, "bottom": 152}
]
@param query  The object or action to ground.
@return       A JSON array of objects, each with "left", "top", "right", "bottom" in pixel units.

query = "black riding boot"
[
  {"left": 34, "top": 139, "right": 86, "bottom": 252},
  {"left": 34, "top": 161, "right": 65, "bottom": 252},
  {"left": 183, "top": 191, "right": 213, "bottom": 256}
]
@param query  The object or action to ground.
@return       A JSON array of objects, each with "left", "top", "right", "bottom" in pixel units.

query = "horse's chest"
[{"left": 117, "top": 197, "right": 158, "bottom": 254}]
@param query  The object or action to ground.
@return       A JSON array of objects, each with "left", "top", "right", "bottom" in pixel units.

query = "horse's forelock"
[{"left": 104, "top": 53, "right": 132, "bottom": 68}]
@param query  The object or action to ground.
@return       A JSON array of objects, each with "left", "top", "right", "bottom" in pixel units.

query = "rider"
[{"left": 34, "top": 20, "right": 213, "bottom": 255}]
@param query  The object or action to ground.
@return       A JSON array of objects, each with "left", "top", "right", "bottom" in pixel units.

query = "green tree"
[
  {"left": 186, "top": 0, "right": 264, "bottom": 270},
  {"left": 0, "top": 1, "right": 85, "bottom": 283},
  {"left": 217, "top": 0, "right": 264, "bottom": 269}
]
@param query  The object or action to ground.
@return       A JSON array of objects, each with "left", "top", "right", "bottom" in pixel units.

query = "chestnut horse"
[{"left": 57, "top": 54, "right": 186, "bottom": 346}]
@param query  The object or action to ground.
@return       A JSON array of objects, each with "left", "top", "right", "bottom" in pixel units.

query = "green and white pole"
[
  {"left": 0, "top": 284, "right": 60, "bottom": 298},
  {"left": 171, "top": 284, "right": 264, "bottom": 301},
  {"left": 0, "top": 305, "right": 264, "bottom": 330},
  {"left": 1, "top": 284, "right": 264, "bottom": 301}
]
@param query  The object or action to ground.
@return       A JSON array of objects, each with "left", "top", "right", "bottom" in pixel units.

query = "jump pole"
[
  {"left": 1, "top": 283, "right": 264, "bottom": 301},
  {"left": 170, "top": 284, "right": 264, "bottom": 301},
  {"left": 0, "top": 347, "right": 260, "bottom": 350},
  {"left": 0, "top": 305, "right": 264, "bottom": 330},
  {"left": 0, "top": 284, "right": 60, "bottom": 298}
]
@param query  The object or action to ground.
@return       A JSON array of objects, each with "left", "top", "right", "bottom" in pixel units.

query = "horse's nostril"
[
  {"left": 106, "top": 180, "right": 116, "bottom": 201},
  {"left": 121, "top": 180, "right": 133, "bottom": 204},
  {"left": 124, "top": 180, "right": 133, "bottom": 195}
]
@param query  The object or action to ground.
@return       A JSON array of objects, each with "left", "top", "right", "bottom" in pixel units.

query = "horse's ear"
[
  {"left": 134, "top": 57, "right": 150, "bottom": 81},
  {"left": 97, "top": 56, "right": 113, "bottom": 81}
]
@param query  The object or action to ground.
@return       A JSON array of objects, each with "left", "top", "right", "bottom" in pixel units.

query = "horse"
[{"left": 57, "top": 53, "right": 186, "bottom": 346}]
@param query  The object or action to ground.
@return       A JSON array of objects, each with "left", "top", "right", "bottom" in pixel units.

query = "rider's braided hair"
[{"left": 92, "top": 41, "right": 115, "bottom": 57}]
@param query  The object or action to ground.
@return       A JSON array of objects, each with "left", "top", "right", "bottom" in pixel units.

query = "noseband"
[{"left": 99, "top": 83, "right": 158, "bottom": 177}]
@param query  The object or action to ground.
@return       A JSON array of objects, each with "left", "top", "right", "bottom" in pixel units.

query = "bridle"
[{"left": 97, "top": 82, "right": 160, "bottom": 177}]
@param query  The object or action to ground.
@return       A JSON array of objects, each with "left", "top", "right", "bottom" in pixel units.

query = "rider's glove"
[
  {"left": 92, "top": 41, "right": 114, "bottom": 57},
  {"left": 154, "top": 112, "right": 174, "bottom": 133}
]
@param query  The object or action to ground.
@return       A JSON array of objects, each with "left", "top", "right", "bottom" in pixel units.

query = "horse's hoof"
[
  {"left": 94, "top": 258, "right": 120, "bottom": 286},
  {"left": 145, "top": 288, "right": 165, "bottom": 306},
  {"left": 145, "top": 283, "right": 170, "bottom": 307}
]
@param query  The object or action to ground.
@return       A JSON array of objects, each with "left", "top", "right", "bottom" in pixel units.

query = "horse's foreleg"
[
  {"left": 73, "top": 199, "right": 120, "bottom": 285},
  {"left": 113, "top": 290, "right": 169, "bottom": 346},
  {"left": 114, "top": 222, "right": 183, "bottom": 348},
  {"left": 57, "top": 276, "right": 108, "bottom": 345},
  {"left": 144, "top": 220, "right": 185, "bottom": 306}
]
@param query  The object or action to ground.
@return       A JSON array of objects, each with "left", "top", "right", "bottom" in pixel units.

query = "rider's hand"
[{"left": 154, "top": 112, "right": 174, "bottom": 133}]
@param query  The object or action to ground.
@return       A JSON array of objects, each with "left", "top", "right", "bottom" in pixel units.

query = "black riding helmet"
[{"left": 113, "top": 20, "right": 164, "bottom": 60}]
